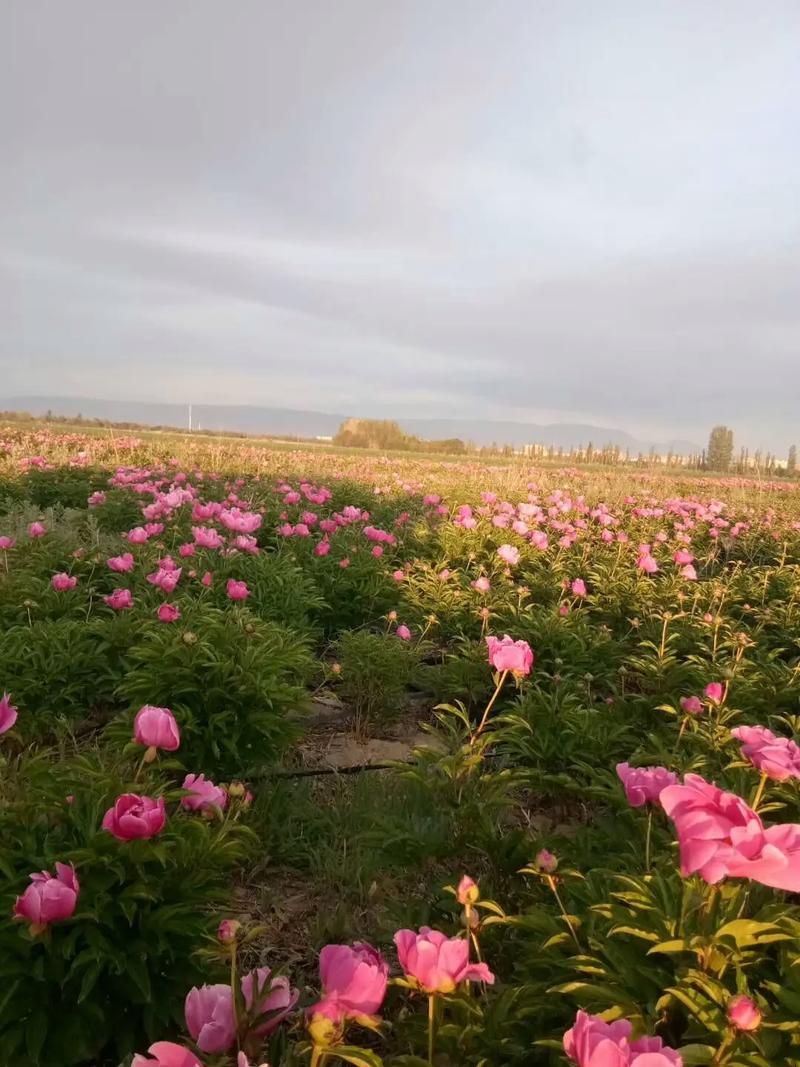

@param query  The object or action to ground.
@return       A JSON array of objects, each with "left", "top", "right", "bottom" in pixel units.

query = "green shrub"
[
  {"left": 114, "top": 605, "right": 313, "bottom": 776},
  {"left": 0, "top": 748, "right": 251, "bottom": 1066},
  {"left": 333, "top": 630, "right": 416, "bottom": 731}
]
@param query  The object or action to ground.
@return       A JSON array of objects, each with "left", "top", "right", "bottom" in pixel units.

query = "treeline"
[{"left": 333, "top": 418, "right": 468, "bottom": 454}]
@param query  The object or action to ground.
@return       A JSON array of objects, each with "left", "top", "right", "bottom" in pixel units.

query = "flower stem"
[
  {"left": 427, "top": 993, "right": 436, "bottom": 1066},
  {"left": 645, "top": 809, "right": 653, "bottom": 874},
  {"left": 751, "top": 771, "right": 768, "bottom": 812},
  {"left": 547, "top": 875, "right": 580, "bottom": 949},
  {"left": 472, "top": 670, "right": 509, "bottom": 742}
]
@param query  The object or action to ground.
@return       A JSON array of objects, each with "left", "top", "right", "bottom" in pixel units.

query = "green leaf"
[{"left": 335, "top": 1046, "right": 385, "bottom": 1067}]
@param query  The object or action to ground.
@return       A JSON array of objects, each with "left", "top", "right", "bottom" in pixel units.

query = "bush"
[
  {"left": 114, "top": 605, "right": 313, "bottom": 776},
  {"left": 333, "top": 630, "right": 416, "bottom": 732},
  {"left": 0, "top": 748, "right": 252, "bottom": 1066}
]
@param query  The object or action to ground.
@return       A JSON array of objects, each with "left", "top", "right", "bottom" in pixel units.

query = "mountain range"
[{"left": 0, "top": 396, "right": 701, "bottom": 455}]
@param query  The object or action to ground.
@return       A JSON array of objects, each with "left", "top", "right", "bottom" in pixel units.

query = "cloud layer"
[{"left": 2, "top": 0, "right": 799, "bottom": 450}]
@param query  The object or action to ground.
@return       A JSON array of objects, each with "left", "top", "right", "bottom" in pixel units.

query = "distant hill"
[{"left": 0, "top": 396, "right": 700, "bottom": 455}]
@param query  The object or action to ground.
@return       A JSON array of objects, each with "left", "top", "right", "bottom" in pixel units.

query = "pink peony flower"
[
  {"left": 0, "top": 536, "right": 16, "bottom": 550},
  {"left": 704, "top": 682, "right": 724, "bottom": 705},
  {"left": 731, "top": 725, "right": 800, "bottom": 781},
  {"left": 0, "top": 692, "right": 19, "bottom": 734},
  {"left": 637, "top": 552, "right": 659, "bottom": 574},
  {"left": 396, "top": 624, "right": 412, "bottom": 641},
  {"left": 104, "top": 587, "right": 134, "bottom": 610},
  {"left": 616, "top": 763, "right": 678, "bottom": 807},
  {"left": 217, "top": 919, "right": 241, "bottom": 944},
  {"left": 497, "top": 544, "right": 520, "bottom": 565},
  {"left": 660, "top": 773, "right": 800, "bottom": 890},
  {"left": 102, "top": 794, "right": 167, "bottom": 841},
  {"left": 132, "top": 1042, "right": 203, "bottom": 1067},
  {"left": 394, "top": 927, "right": 494, "bottom": 993},
  {"left": 727, "top": 994, "right": 761, "bottom": 1031},
  {"left": 184, "top": 984, "right": 236, "bottom": 1053},
  {"left": 564, "top": 1010, "right": 683, "bottom": 1066},
  {"left": 571, "top": 578, "right": 587, "bottom": 597},
  {"left": 107, "top": 553, "right": 135, "bottom": 572},
  {"left": 134, "top": 705, "right": 180, "bottom": 751},
  {"left": 181, "top": 773, "right": 227, "bottom": 812},
  {"left": 314, "top": 943, "right": 389, "bottom": 1023},
  {"left": 241, "top": 966, "right": 299, "bottom": 1035},
  {"left": 157, "top": 603, "right": 180, "bottom": 623},
  {"left": 485, "top": 634, "right": 534, "bottom": 676},
  {"left": 28, "top": 521, "right": 46, "bottom": 538},
  {"left": 471, "top": 576, "right": 491, "bottom": 592},
  {"left": 226, "top": 579, "right": 250, "bottom": 601},
  {"left": 456, "top": 875, "right": 479, "bottom": 905},
  {"left": 680, "top": 695, "right": 704, "bottom": 716},
  {"left": 14, "top": 862, "right": 79, "bottom": 931},
  {"left": 51, "top": 572, "right": 77, "bottom": 591},
  {"left": 535, "top": 848, "right": 558, "bottom": 873}
]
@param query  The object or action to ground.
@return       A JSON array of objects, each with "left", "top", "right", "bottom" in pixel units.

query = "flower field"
[{"left": 3, "top": 425, "right": 800, "bottom": 1067}]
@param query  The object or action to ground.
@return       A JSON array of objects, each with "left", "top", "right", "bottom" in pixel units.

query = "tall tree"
[
  {"left": 788, "top": 444, "right": 797, "bottom": 475},
  {"left": 706, "top": 425, "right": 734, "bottom": 471}
]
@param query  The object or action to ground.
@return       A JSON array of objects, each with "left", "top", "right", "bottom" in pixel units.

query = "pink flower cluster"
[{"left": 564, "top": 1010, "right": 682, "bottom": 1066}]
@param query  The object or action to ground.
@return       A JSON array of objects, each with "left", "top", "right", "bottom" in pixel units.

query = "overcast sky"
[{"left": 2, "top": 1, "right": 799, "bottom": 450}]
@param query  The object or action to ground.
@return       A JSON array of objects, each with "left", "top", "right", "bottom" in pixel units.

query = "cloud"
[{"left": 2, "top": 0, "right": 800, "bottom": 450}]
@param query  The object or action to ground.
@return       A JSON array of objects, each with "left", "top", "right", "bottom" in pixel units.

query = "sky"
[{"left": 2, "top": 0, "right": 800, "bottom": 451}]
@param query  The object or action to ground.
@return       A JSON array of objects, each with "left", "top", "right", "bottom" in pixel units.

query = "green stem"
[
  {"left": 751, "top": 771, "right": 768, "bottom": 812},
  {"left": 427, "top": 994, "right": 437, "bottom": 1066},
  {"left": 472, "top": 670, "right": 509, "bottom": 742},
  {"left": 645, "top": 809, "right": 653, "bottom": 874},
  {"left": 547, "top": 875, "right": 580, "bottom": 949}
]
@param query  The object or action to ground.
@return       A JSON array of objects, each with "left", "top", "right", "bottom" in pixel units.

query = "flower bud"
[
  {"left": 456, "top": 875, "right": 480, "bottom": 906},
  {"left": 218, "top": 919, "right": 241, "bottom": 945},
  {"left": 535, "top": 849, "right": 558, "bottom": 874},
  {"left": 727, "top": 994, "right": 761, "bottom": 1031},
  {"left": 228, "top": 781, "right": 246, "bottom": 798}
]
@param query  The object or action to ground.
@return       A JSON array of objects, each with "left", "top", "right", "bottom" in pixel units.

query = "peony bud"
[
  {"left": 218, "top": 919, "right": 241, "bottom": 945},
  {"left": 727, "top": 994, "right": 761, "bottom": 1031},
  {"left": 535, "top": 849, "right": 558, "bottom": 874}
]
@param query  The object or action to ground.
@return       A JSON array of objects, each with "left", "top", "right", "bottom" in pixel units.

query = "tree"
[
  {"left": 788, "top": 445, "right": 797, "bottom": 476},
  {"left": 706, "top": 425, "right": 734, "bottom": 471}
]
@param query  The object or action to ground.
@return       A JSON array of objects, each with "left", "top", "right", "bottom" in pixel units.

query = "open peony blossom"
[
  {"left": 134, "top": 705, "right": 181, "bottom": 751},
  {"left": 157, "top": 603, "right": 181, "bottom": 623},
  {"left": 102, "top": 794, "right": 167, "bottom": 841},
  {"left": 394, "top": 927, "right": 494, "bottom": 993},
  {"left": 497, "top": 544, "right": 520, "bottom": 565},
  {"left": 660, "top": 773, "right": 800, "bottom": 891},
  {"left": 14, "top": 862, "right": 79, "bottom": 933},
  {"left": 616, "top": 762, "right": 678, "bottom": 807},
  {"left": 104, "top": 587, "right": 134, "bottom": 610},
  {"left": 0, "top": 692, "right": 18, "bottom": 735},
  {"left": 181, "top": 773, "right": 227, "bottom": 813},
  {"left": 185, "top": 984, "right": 236, "bottom": 1053},
  {"left": 132, "top": 1042, "right": 203, "bottom": 1067},
  {"left": 107, "top": 552, "right": 135, "bottom": 572},
  {"left": 731, "top": 725, "right": 800, "bottom": 781},
  {"left": 564, "top": 1010, "right": 683, "bottom": 1066},
  {"left": 312, "top": 942, "right": 389, "bottom": 1024},
  {"left": 226, "top": 578, "right": 250, "bottom": 601},
  {"left": 242, "top": 966, "right": 299, "bottom": 1035},
  {"left": 51, "top": 572, "right": 77, "bottom": 591},
  {"left": 680, "top": 695, "right": 704, "bottom": 716},
  {"left": 571, "top": 578, "right": 587, "bottom": 597},
  {"left": 485, "top": 634, "right": 534, "bottom": 676}
]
